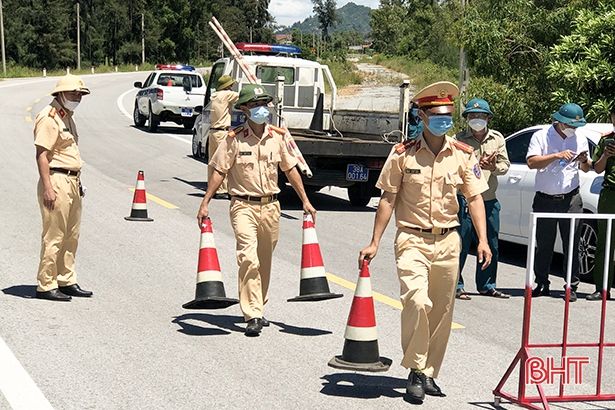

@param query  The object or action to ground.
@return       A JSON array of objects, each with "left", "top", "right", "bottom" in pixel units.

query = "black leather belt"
[
  {"left": 232, "top": 194, "right": 278, "bottom": 204},
  {"left": 537, "top": 187, "right": 579, "bottom": 200},
  {"left": 410, "top": 226, "right": 455, "bottom": 235},
  {"left": 210, "top": 127, "right": 229, "bottom": 131},
  {"left": 50, "top": 167, "right": 80, "bottom": 177}
]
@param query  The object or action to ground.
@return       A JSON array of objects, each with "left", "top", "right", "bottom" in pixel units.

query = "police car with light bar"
[{"left": 133, "top": 64, "right": 206, "bottom": 132}]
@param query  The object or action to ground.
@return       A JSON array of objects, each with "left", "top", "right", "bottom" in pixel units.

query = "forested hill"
[
  {"left": 1, "top": 0, "right": 272, "bottom": 69},
  {"left": 280, "top": 2, "right": 371, "bottom": 35}
]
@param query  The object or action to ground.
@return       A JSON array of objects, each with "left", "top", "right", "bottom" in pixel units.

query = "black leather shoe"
[
  {"left": 245, "top": 318, "right": 263, "bottom": 337},
  {"left": 586, "top": 291, "right": 612, "bottom": 301},
  {"left": 424, "top": 376, "right": 446, "bottom": 397},
  {"left": 532, "top": 284, "right": 550, "bottom": 297},
  {"left": 568, "top": 290, "right": 577, "bottom": 302},
  {"left": 406, "top": 369, "right": 426, "bottom": 403},
  {"left": 58, "top": 284, "right": 93, "bottom": 297},
  {"left": 261, "top": 317, "right": 270, "bottom": 327},
  {"left": 36, "top": 289, "right": 71, "bottom": 301}
]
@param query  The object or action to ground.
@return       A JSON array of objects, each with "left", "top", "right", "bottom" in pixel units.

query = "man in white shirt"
[{"left": 526, "top": 103, "right": 591, "bottom": 302}]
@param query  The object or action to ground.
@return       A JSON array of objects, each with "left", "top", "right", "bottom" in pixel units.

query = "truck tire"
[
  {"left": 147, "top": 103, "right": 159, "bottom": 132},
  {"left": 133, "top": 104, "right": 146, "bottom": 127},
  {"left": 348, "top": 183, "right": 372, "bottom": 207}
]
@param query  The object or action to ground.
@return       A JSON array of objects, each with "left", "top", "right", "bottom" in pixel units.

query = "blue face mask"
[
  {"left": 248, "top": 106, "right": 270, "bottom": 124},
  {"left": 426, "top": 115, "right": 453, "bottom": 137}
]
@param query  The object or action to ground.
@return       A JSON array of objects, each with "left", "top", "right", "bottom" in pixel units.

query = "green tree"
[
  {"left": 312, "top": 0, "right": 337, "bottom": 40},
  {"left": 547, "top": 3, "right": 615, "bottom": 121}
]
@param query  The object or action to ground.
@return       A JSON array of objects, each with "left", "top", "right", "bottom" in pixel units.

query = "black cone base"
[
  {"left": 288, "top": 277, "right": 343, "bottom": 302},
  {"left": 288, "top": 292, "right": 343, "bottom": 302},
  {"left": 124, "top": 216, "right": 154, "bottom": 222},
  {"left": 328, "top": 355, "right": 391, "bottom": 372},
  {"left": 182, "top": 296, "right": 239, "bottom": 310},
  {"left": 125, "top": 209, "right": 153, "bottom": 222}
]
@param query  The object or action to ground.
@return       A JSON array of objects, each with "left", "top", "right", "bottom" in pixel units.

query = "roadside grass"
[
  {"left": 1, "top": 63, "right": 155, "bottom": 79},
  {"left": 323, "top": 59, "right": 363, "bottom": 89},
  {"left": 366, "top": 55, "right": 458, "bottom": 90}
]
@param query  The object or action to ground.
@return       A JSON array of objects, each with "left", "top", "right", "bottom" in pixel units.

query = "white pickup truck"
[
  {"left": 133, "top": 64, "right": 206, "bottom": 132},
  {"left": 192, "top": 44, "right": 409, "bottom": 206}
]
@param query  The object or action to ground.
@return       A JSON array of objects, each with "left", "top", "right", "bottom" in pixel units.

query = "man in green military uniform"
[
  {"left": 455, "top": 98, "right": 511, "bottom": 300},
  {"left": 587, "top": 107, "right": 615, "bottom": 301}
]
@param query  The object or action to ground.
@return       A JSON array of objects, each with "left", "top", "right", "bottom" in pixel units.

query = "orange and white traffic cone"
[
  {"left": 288, "top": 213, "right": 342, "bottom": 302},
  {"left": 125, "top": 170, "right": 153, "bottom": 222},
  {"left": 328, "top": 259, "right": 391, "bottom": 372},
  {"left": 183, "top": 218, "right": 239, "bottom": 310}
]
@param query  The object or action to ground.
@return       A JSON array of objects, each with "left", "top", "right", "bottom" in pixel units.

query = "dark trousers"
[
  {"left": 532, "top": 191, "right": 582, "bottom": 288},
  {"left": 457, "top": 196, "right": 501, "bottom": 292}
]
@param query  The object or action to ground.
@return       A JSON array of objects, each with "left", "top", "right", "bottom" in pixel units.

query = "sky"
[{"left": 269, "top": 0, "right": 380, "bottom": 26}]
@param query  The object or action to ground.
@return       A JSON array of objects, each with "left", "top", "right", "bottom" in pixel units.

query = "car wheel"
[
  {"left": 183, "top": 119, "right": 195, "bottom": 130},
  {"left": 192, "top": 131, "right": 202, "bottom": 159},
  {"left": 147, "top": 104, "right": 159, "bottom": 132},
  {"left": 348, "top": 183, "right": 372, "bottom": 207},
  {"left": 578, "top": 218, "right": 597, "bottom": 280},
  {"left": 133, "top": 103, "right": 146, "bottom": 127}
]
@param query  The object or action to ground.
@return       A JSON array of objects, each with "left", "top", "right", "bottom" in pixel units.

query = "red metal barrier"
[{"left": 493, "top": 213, "right": 615, "bottom": 409}]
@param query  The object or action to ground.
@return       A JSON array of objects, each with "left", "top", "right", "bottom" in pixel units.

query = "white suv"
[{"left": 133, "top": 64, "right": 206, "bottom": 132}]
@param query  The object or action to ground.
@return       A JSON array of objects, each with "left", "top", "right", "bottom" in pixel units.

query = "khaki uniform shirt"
[
  {"left": 210, "top": 124, "right": 298, "bottom": 197},
  {"left": 455, "top": 128, "right": 510, "bottom": 201},
  {"left": 377, "top": 135, "right": 488, "bottom": 230},
  {"left": 210, "top": 90, "right": 239, "bottom": 129},
  {"left": 33, "top": 99, "right": 82, "bottom": 171}
]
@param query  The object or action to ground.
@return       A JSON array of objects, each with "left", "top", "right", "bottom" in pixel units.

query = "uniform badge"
[
  {"left": 239, "top": 151, "right": 252, "bottom": 156},
  {"left": 473, "top": 163, "right": 482, "bottom": 178},
  {"left": 405, "top": 168, "right": 421, "bottom": 174},
  {"left": 254, "top": 87, "right": 264, "bottom": 96}
]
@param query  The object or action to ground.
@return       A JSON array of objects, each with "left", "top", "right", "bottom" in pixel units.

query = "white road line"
[
  {"left": 0, "top": 336, "right": 53, "bottom": 410},
  {"left": 116, "top": 88, "right": 191, "bottom": 146}
]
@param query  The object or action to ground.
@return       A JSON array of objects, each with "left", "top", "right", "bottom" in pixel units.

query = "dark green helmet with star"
[{"left": 235, "top": 84, "right": 273, "bottom": 109}]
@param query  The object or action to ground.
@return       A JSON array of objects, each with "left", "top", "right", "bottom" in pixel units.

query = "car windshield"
[{"left": 157, "top": 73, "right": 202, "bottom": 88}]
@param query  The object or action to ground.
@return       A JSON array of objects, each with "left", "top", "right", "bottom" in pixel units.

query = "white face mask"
[
  {"left": 468, "top": 118, "right": 488, "bottom": 132},
  {"left": 561, "top": 127, "right": 575, "bottom": 138},
  {"left": 60, "top": 94, "right": 80, "bottom": 111}
]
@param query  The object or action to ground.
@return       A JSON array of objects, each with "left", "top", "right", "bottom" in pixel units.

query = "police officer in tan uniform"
[
  {"left": 197, "top": 84, "right": 316, "bottom": 336},
  {"left": 208, "top": 75, "right": 239, "bottom": 199},
  {"left": 34, "top": 74, "right": 93, "bottom": 301},
  {"left": 359, "top": 82, "right": 491, "bottom": 403}
]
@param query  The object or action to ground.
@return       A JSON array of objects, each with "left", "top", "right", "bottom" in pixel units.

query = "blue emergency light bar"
[
  {"left": 236, "top": 43, "right": 301, "bottom": 55},
  {"left": 155, "top": 64, "right": 196, "bottom": 71}
]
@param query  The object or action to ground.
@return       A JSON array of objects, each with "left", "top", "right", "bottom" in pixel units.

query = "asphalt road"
[{"left": 1, "top": 72, "right": 614, "bottom": 410}]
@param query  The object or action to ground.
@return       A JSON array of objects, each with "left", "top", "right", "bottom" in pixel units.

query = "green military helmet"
[
  {"left": 216, "top": 75, "right": 235, "bottom": 90},
  {"left": 551, "top": 103, "right": 587, "bottom": 128},
  {"left": 462, "top": 98, "right": 493, "bottom": 117},
  {"left": 235, "top": 84, "right": 273, "bottom": 109}
]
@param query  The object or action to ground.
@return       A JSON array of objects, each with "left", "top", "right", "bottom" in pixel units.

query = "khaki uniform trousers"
[
  {"left": 230, "top": 198, "right": 280, "bottom": 320},
  {"left": 395, "top": 228, "right": 460, "bottom": 378},
  {"left": 37, "top": 172, "right": 82, "bottom": 292},
  {"left": 208, "top": 130, "right": 228, "bottom": 194}
]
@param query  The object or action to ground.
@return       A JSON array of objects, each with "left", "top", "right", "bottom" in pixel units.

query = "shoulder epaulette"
[
  {"left": 269, "top": 124, "right": 288, "bottom": 135},
  {"left": 394, "top": 139, "right": 416, "bottom": 154},
  {"left": 451, "top": 140, "right": 474, "bottom": 154},
  {"left": 227, "top": 125, "right": 244, "bottom": 138},
  {"left": 48, "top": 107, "right": 57, "bottom": 117},
  {"left": 489, "top": 129, "right": 505, "bottom": 139}
]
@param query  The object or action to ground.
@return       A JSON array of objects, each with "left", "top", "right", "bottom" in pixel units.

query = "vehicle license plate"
[
  {"left": 346, "top": 164, "right": 369, "bottom": 182},
  {"left": 181, "top": 107, "right": 193, "bottom": 117}
]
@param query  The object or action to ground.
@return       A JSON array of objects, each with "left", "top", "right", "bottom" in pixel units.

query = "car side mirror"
[
  {"left": 182, "top": 77, "right": 193, "bottom": 93},
  {"left": 194, "top": 106, "right": 203, "bottom": 114},
  {"left": 133, "top": 81, "right": 143, "bottom": 88}
]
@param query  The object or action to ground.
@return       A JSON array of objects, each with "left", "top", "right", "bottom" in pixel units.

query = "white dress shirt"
[{"left": 526, "top": 124, "right": 589, "bottom": 195}]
